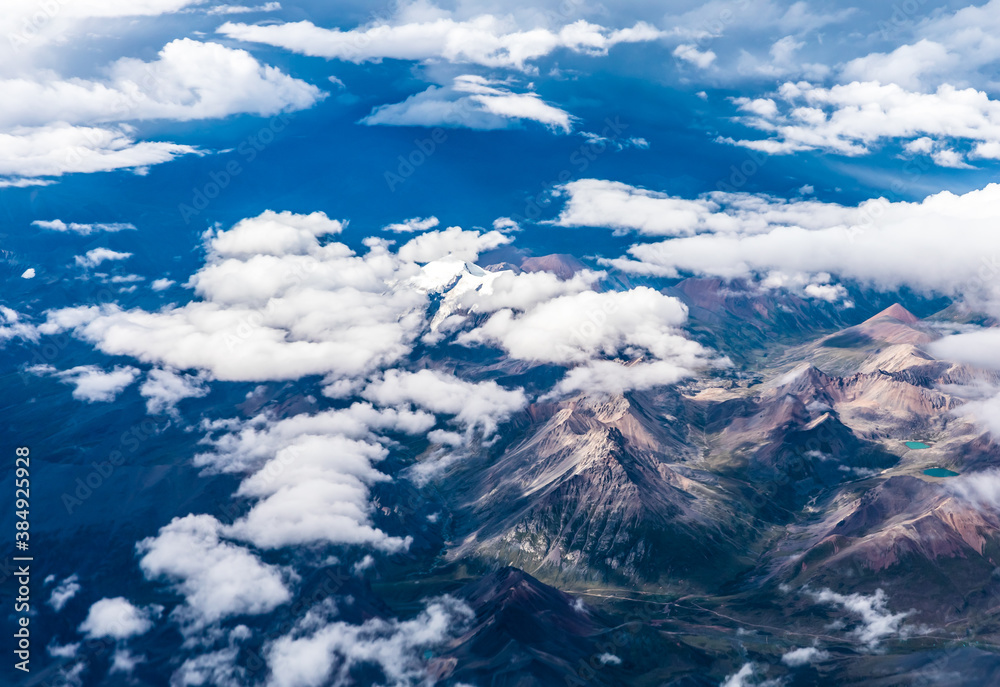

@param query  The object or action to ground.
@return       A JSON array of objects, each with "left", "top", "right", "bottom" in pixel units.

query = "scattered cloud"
[
  {"left": 75, "top": 248, "right": 132, "bottom": 269},
  {"left": 78, "top": 597, "right": 160, "bottom": 640},
  {"left": 265, "top": 596, "right": 473, "bottom": 687},
  {"left": 782, "top": 646, "right": 830, "bottom": 667},
  {"left": 37, "top": 364, "right": 140, "bottom": 402},
  {"left": 673, "top": 44, "right": 716, "bottom": 69},
  {"left": 140, "top": 368, "right": 209, "bottom": 416},
  {"left": 32, "top": 219, "right": 136, "bottom": 235},
  {"left": 361, "top": 75, "right": 574, "bottom": 132},
  {"left": 725, "top": 81, "right": 1000, "bottom": 166},
  {"left": 218, "top": 16, "right": 662, "bottom": 71},
  {"left": 137, "top": 514, "right": 293, "bottom": 631},
  {"left": 382, "top": 216, "right": 440, "bottom": 233},
  {"left": 812, "top": 588, "right": 911, "bottom": 649},
  {"left": 48, "top": 575, "right": 82, "bottom": 612},
  {"left": 361, "top": 368, "right": 527, "bottom": 436},
  {"left": 397, "top": 225, "right": 512, "bottom": 262}
]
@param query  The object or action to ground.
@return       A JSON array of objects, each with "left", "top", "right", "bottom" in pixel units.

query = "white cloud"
[
  {"left": 593, "top": 182, "right": 1000, "bottom": 311},
  {"left": 110, "top": 649, "right": 145, "bottom": 674},
  {"left": 265, "top": 596, "right": 473, "bottom": 687},
  {"left": 224, "top": 434, "right": 409, "bottom": 552},
  {"left": 549, "top": 358, "right": 713, "bottom": 397},
  {"left": 20, "top": 268, "right": 35, "bottom": 279},
  {"left": 812, "top": 588, "right": 910, "bottom": 649},
  {"left": 140, "top": 368, "right": 209, "bottom": 416},
  {"left": 78, "top": 597, "right": 159, "bottom": 640},
  {"left": 361, "top": 368, "right": 527, "bottom": 436},
  {"left": 151, "top": 278, "right": 175, "bottom": 291},
  {"left": 457, "top": 286, "right": 701, "bottom": 364},
  {"left": 196, "top": 402, "right": 434, "bottom": 474},
  {"left": 0, "top": 39, "right": 320, "bottom": 184},
  {"left": 172, "top": 645, "right": 246, "bottom": 687},
  {"left": 552, "top": 179, "right": 725, "bottom": 236},
  {"left": 0, "top": 39, "right": 323, "bottom": 129},
  {"left": 137, "top": 514, "right": 292, "bottom": 630},
  {"left": 361, "top": 75, "right": 574, "bottom": 132},
  {"left": 721, "top": 663, "right": 756, "bottom": 687},
  {"left": 205, "top": 2, "right": 280, "bottom": 15},
  {"left": 2, "top": 0, "right": 209, "bottom": 60},
  {"left": 0, "top": 307, "right": 37, "bottom": 342},
  {"left": 782, "top": 646, "right": 829, "bottom": 667},
  {"left": 218, "top": 16, "right": 662, "bottom": 70},
  {"left": 41, "top": 211, "right": 429, "bottom": 383},
  {"left": 194, "top": 403, "right": 433, "bottom": 552},
  {"left": 75, "top": 248, "right": 132, "bottom": 269},
  {"left": 841, "top": 40, "right": 956, "bottom": 91},
  {"left": 454, "top": 268, "right": 601, "bottom": 312},
  {"left": 45, "top": 365, "right": 140, "bottom": 402},
  {"left": 673, "top": 44, "right": 716, "bottom": 69},
  {"left": 47, "top": 642, "right": 81, "bottom": 659},
  {"left": 48, "top": 575, "right": 81, "bottom": 612},
  {"left": 726, "top": 80, "right": 1000, "bottom": 166},
  {"left": 382, "top": 216, "right": 440, "bottom": 233},
  {"left": 397, "top": 225, "right": 512, "bottom": 262},
  {"left": 32, "top": 219, "right": 136, "bottom": 235},
  {"left": 947, "top": 469, "right": 1000, "bottom": 509},
  {"left": 0, "top": 124, "right": 200, "bottom": 180},
  {"left": 206, "top": 210, "right": 343, "bottom": 259}
]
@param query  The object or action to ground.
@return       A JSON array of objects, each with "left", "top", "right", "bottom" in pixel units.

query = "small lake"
[
  {"left": 905, "top": 441, "right": 931, "bottom": 449},
  {"left": 923, "top": 468, "right": 959, "bottom": 477}
]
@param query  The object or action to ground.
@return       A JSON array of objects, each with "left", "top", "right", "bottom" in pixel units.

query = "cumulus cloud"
[
  {"left": 397, "top": 225, "right": 511, "bottom": 262},
  {"left": 361, "top": 368, "right": 527, "bottom": 436},
  {"left": 0, "top": 123, "right": 200, "bottom": 181},
  {"left": 673, "top": 44, "right": 716, "bottom": 69},
  {"left": 0, "top": 39, "right": 322, "bottom": 128},
  {"left": 361, "top": 75, "right": 574, "bottom": 132},
  {"left": 725, "top": 80, "right": 1000, "bottom": 166},
  {"left": 137, "top": 514, "right": 292, "bottom": 630},
  {"left": 110, "top": 649, "right": 145, "bottom": 675},
  {"left": 552, "top": 179, "right": 725, "bottom": 236},
  {"left": 194, "top": 403, "right": 433, "bottom": 552},
  {"left": 225, "top": 434, "right": 409, "bottom": 552},
  {"left": 1, "top": 0, "right": 209, "bottom": 60},
  {"left": 454, "top": 268, "right": 602, "bottom": 312},
  {"left": 140, "top": 368, "right": 209, "bottom": 416},
  {"left": 265, "top": 596, "right": 473, "bottom": 687},
  {"left": 75, "top": 248, "right": 132, "bottom": 269},
  {"left": 41, "top": 365, "right": 140, "bottom": 402},
  {"left": 172, "top": 645, "right": 246, "bottom": 687},
  {"left": 590, "top": 181, "right": 1000, "bottom": 312},
  {"left": 218, "top": 16, "right": 662, "bottom": 70},
  {"left": 41, "top": 210, "right": 429, "bottom": 383},
  {"left": 196, "top": 402, "right": 433, "bottom": 474},
  {"left": 78, "top": 597, "right": 159, "bottom": 640},
  {"left": 812, "top": 588, "right": 910, "bottom": 649},
  {"left": 782, "top": 646, "right": 830, "bottom": 667},
  {"left": 48, "top": 575, "right": 81, "bottom": 612},
  {"left": 549, "top": 358, "right": 716, "bottom": 397},
  {"left": 0, "top": 39, "right": 320, "bottom": 184},
  {"left": 32, "top": 219, "right": 136, "bottom": 235},
  {"left": 382, "top": 216, "right": 440, "bottom": 233},
  {"left": 0, "top": 307, "right": 38, "bottom": 343},
  {"left": 458, "top": 286, "right": 699, "bottom": 364}
]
